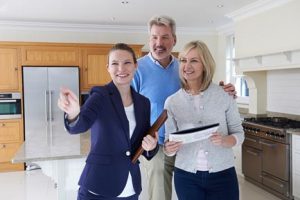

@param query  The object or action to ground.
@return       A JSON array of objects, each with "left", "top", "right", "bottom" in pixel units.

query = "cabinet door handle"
[
  {"left": 85, "top": 68, "right": 88, "bottom": 72},
  {"left": 259, "top": 140, "right": 276, "bottom": 147},
  {"left": 245, "top": 137, "right": 257, "bottom": 143},
  {"left": 15, "top": 67, "right": 18, "bottom": 71},
  {"left": 246, "top": 150, "right": 259, "bottom": 156}
]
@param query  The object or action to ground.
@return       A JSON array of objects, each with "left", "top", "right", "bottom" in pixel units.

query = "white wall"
[
  {"left": 214, "top": 33, "right": 227, "bottom": 83},
  {"left": 267, "top": 69, "right": 300, "bottom": 115},
  {"left": 0, "top": 27, "right": 218, "bottom": 54},
  {"left": 235, "top": 0, "right": 300, "bottom": 58},
  {"left": 232, "top": 0, "right": 300, "bottom": 115},
  {"left": 0, "top": 28, "right": 149, "bottom": 46}
]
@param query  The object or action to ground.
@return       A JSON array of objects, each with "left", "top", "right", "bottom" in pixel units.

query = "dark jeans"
[
  {"left": 77, "top": 187, "right": 139, "bottom": 200},
  {"left": 174, "top": 167, "right": 239, "bottom": 200}
]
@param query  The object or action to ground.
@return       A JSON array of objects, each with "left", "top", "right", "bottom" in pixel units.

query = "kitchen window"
[{"left": 226, "top": 35, "right": 249, "bottom": 106}]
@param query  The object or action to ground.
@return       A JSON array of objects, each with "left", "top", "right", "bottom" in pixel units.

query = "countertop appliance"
[
  {"left": 23, "top": 67, "right": 79, "bottom": 147},
  {"left": 0, "top": 92, "right": 21, "bottom": 119},
  {"left": 242, "top": 117, "right": 300, "bottom": 200}
]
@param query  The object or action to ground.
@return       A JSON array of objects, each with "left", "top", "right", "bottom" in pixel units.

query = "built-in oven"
[{"left": 0, "top": 93, "right": 22, "bottom": 119}]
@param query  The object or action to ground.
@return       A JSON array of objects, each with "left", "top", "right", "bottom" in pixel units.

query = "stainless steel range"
[{"left": 242, "top": 117, "right": 300, "bottom": 200}]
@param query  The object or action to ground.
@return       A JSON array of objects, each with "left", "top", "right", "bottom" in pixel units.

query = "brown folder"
[{"left": 131, "top": 109, "right": 168, "bottom": 164}]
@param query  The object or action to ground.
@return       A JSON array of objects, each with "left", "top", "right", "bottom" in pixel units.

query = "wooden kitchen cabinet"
[
  {"left": 80, "top": 45, "right": 143, "bottom": 91},
  {"left": 81, "top": 47, "right": 111, "bottom": 91},
  {"left": 0, "top": 48, "right": 20, "bottom": 91},
  {"left": 0, "top": 119, "right": 24, "bottom": 172},
  {"left": 21, "top": 46, "right": 80, "bottom": 66}
]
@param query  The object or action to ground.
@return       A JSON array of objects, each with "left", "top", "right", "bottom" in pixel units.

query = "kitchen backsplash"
[{"left": 267, "top": 68, "right": 300, "bottom": 115}]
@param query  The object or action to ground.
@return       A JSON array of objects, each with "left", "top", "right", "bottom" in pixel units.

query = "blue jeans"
[
  {"left": 174, "top": 167, "right": 239, "bottom": 200},
  {"left": 77, "top": 187, "right": 139, "bottom": 200}
]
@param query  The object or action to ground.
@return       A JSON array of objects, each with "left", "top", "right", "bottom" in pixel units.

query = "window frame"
[{"left": 225, "top": 35, "right": 249, "bottom": 106}]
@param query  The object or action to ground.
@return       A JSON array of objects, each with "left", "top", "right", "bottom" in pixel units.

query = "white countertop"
[
  {"left": 12, "top": 126, "right": 300, "bottom": 164},
  {"left": 12, "top": 131, "right": 90, "bottom": 163}
]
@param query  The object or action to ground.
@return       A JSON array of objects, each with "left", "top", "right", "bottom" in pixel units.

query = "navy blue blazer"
[{"left": 64, "top": 81, "right": 158, "bottom": 197}]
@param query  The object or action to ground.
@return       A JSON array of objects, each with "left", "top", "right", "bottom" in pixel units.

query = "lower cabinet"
[
  {"left": 0, "top": 119, "right": 24, "bottom": 172},
  {"left": 292, "top": 134, "right": 300, "bottom": 199}
]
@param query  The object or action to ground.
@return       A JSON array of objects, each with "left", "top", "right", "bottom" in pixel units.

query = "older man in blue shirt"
[{"left": 132, "top": 15, "right": 236, "bottom": 200}]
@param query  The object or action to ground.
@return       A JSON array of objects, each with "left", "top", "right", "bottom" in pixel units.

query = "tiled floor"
[{"left": 0, "top": 169, "right": 280, "bottom": 200}]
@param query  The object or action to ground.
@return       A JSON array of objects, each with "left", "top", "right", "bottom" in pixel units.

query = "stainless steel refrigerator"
[{"left": 23, "top": 67, "right": 79, "bottom": 147}]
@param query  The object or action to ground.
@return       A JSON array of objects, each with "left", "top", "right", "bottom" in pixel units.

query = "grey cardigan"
[{"left": 164, "top": 83, "right": 244, "bottom": 173}]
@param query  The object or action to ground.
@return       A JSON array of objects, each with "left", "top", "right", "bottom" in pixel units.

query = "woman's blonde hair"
[{"left": 179, "top": 40, "right": 215, "bottom": 91}]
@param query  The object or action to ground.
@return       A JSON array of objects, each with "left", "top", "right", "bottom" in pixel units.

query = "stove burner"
[{"left": 244, "top": 117, "right": 300, "bottom": 129}]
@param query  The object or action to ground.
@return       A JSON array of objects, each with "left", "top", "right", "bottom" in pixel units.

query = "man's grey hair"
[{"left": 148, "top": 15, "right": 176, "bottom": 37}]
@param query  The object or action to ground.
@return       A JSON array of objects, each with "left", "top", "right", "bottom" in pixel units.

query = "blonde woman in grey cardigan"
[{"left": 163, "top": 40, "right": 244, "bottom": 200}]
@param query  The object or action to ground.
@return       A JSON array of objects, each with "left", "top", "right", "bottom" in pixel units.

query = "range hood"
[
  {"left": 234, "top": 49, "right": 300, "bottom": 115},
  {"left": 234, "top": 49, "right": 300, "bottom": 74}
]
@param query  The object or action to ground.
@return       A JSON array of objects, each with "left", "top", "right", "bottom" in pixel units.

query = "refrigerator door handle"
[
  {"left": 49, "top": 90, "right": 53, "bottom": 121},
  {"left": 45, "top": 90, "right": 49, "bottom": 122},
  {"left": 49, "top": 90, "right": 53, "bottom": 144}
]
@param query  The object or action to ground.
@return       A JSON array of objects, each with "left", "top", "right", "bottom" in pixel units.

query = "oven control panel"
[{"left": 242, "top": 123, "right": 289, "bottom": 144}]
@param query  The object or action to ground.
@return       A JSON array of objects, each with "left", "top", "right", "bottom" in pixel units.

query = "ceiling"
[{"left": 0, "top": 0, "right": 260, "bottom": 32}]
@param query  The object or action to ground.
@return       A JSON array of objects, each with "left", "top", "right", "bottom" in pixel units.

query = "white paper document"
[{"left": 169, "top": 123, "right": 219, "bottom": 144}]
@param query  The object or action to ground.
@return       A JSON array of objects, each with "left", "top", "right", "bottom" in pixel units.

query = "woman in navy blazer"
[{"left": 58, "top": 43, "right": 159, "bottom": 200}]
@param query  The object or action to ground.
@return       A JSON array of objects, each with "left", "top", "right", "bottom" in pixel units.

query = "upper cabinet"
[
  {"left": 0, "top": 42, "right": 143, "bottom": 93},
  {"left": 21, "top": 46, "right": 80, "bottom": 66},
  {"left": 80, "top": 44, "right": 143, "bottom": 91},
  {"left": 0, "top": 48, "right": 20, "bottom": 91},
  {"left": 81, "top": 47, "right": 111, "bottom": 91}
]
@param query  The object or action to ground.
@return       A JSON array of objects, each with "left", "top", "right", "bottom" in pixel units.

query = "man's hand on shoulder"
[{"left": 219, "top": 81, "right": 237, "bottom": 99}]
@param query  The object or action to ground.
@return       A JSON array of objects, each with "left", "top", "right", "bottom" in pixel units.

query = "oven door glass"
[{"left": 0, "top": 100, "right": 21, "bottom": 118}]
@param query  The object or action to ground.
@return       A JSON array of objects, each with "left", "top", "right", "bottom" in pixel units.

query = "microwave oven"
[{"left": 0, "top": 93, "right": 22, "bottom": 119}]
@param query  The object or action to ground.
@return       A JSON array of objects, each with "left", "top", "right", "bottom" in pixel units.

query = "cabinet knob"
[
  {"left": 1, "top": 123, "right": 5, "bottom": 127},
  {"left": 85, "top": 68, "right": 88, "bottom": 72},
  {"left": 1, "top": 144, "right": 6, "bottom": 149},
  {"left": 15, "top": 67, "right": 18, "bottom": 71}
]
